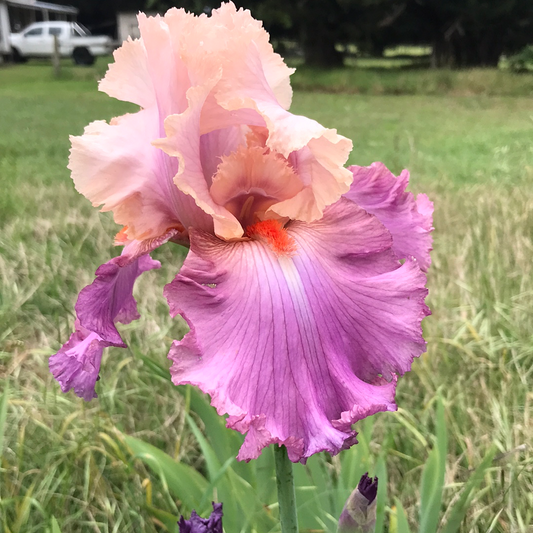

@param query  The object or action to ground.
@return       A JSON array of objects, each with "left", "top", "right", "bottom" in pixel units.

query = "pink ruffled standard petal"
[
  {"left": 69, "top": 109, "right": 212, "bottom": 242},
  {"left": 346, "top": 163, "right": 434, "bottom": 271},
  {"left": 165, "top": 198, "right": 429, "bottom": 462},
  {"left": 153, "top": 3, "right": 353, "bottom": 239}
]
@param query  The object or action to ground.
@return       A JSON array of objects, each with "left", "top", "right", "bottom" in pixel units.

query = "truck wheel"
[
  {"left": 11, "top": 48, "right": 27, "bottom": 63},
  {"left": 72, "top": 47, "right": 95, "bottom": 66}
]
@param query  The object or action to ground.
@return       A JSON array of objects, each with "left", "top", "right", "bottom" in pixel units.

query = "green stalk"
[{"left": 274, "top": 445, "right": 298, "bottom": 533}]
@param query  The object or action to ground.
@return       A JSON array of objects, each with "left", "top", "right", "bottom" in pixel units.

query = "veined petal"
[
  {"left": 76, "top": 253, "right": 160, "bottom": 346},
  {"left": 165, "top": 198, "right": 429, "bottom": 462},
  {"left": 49, "top": 323, "right": 108, "bottom": 402},
  {"left": 346, "top": 163, "right": 434, "bottom": 271}
]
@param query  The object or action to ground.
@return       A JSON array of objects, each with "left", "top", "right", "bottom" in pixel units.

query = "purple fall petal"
[
  {"left": 346, "top": 162, "right": 434, "bottom": 271},
  {"left": 50, "top": 253, "right": 160, "bottom": 400},
  {"left": 76, "top": 253, "right": 160, "bottom": 346},
  {"left": 178, "top": 502, "right": 223, "bottom": 533},
  {"left": 165, "top": 198, "right": 429, "bottom": 463},
  {"left": 49, "top": 322, "right": 110, "bottom": 401}
]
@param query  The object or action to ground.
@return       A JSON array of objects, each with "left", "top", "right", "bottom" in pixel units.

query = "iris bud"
[
  {"left": 178, "top": 502, "right": 223, "bottom": 533},
  {"left": 337, "top": 473, "right": 378, "bottom": 533}
]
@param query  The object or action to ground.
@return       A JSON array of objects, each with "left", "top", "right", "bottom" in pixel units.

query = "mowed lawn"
[{"left": 1, "top": 60, "right": 533, "bottom": 532}]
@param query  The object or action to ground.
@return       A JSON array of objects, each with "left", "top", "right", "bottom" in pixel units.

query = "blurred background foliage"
[{"left": 52, "top": 0, "right": 533, "bottom": 69}]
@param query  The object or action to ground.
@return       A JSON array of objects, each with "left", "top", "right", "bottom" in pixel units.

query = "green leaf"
[
  {"left": 339, "top": 418, "right": 373, "bottom": 492},
  {"left": 123, "top": 435, "right": 209, "bottom": 513},
  {"left": 186, "top": 413, "right": 223, "bottom": 480},
  {"left": 138, "top": 353, "right": 172, "bottom": 382},
  {"left": 254, "top": 445, "right": 277, "bottom": 505},
  {"left": 144, "top": 505, "right": 180, "bottom": 533},
  {"left": 183, "top": 387, "right": 246, "bottom": 479},
  {"left": 394, "top": 498, "right": 412, "bottom": 533},
  {"left": 418, "top": 396, "right": 447, "bottom": 533},
  {"left": 374, "top": 455, "right": 388, "bottom": 533},
  {"left": 440, "top": 447, "right": 496, "bottom": 533},
  {"left": 186, "top": 414, "right": 276, "bottom": 533},
  {"left": 49, "top": 516, "right": 61, "bottom": 533}
]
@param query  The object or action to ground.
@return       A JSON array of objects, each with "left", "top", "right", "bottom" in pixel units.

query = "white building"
[
  {"left": 0, "top": 0, "right": 77, "bottom": 56},
  {"left": 117, "top": 12, "right": 158, "bottom": 45}
]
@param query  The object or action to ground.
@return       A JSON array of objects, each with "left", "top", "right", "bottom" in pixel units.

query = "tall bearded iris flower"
[{"left": 49, "top": 3, "right": 432, "bottom": 464}]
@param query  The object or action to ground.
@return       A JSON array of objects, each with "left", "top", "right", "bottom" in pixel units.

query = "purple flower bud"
[
  {"left": 357, "top": 473, "right": 378, "bottom": 504},
  {"left": 178, "top": 502, "right": 223, "bottom": 533},
  {"left": 337, "top": 474, "right": 378, "bottom": 533}
]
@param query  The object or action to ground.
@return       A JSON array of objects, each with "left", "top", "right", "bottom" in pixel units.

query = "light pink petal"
[
  {"left": 69, "top": 110, "right": 212, "bottom": 241},
  {"left": 199, "top": 126, "right": 247, "bottom": 187},
  {"left": 165, "top": 198, "right": 429, "bottom": 462},
  {"left": 79, "top": 10, "right": 215, "bottom": 241},
  {"left": 76, "top": 253, "right": 160, "bottom": 346},
  {"left": 99, "top": 12, "right": 191, "bottom": 116},
  {"left": 136, "top": 12, "right": 190, "bottom": 118},
  {"left": 98, "top": 37, "right": 156, "bottom": 109},
  {"left": 214, "top": 42, "right": 354, "bottom": 223},
  {"left": 209, "top": 3, "right": 294, "bottom": 110},
  {"left": 155, "top": 83, "right": 245, "bottom": 240},
  {"left": 346, "top": 163, "right": 434, "bottom": 271},
  {"left": 49, "top": 323, "right": 108, "bottom": 402}
]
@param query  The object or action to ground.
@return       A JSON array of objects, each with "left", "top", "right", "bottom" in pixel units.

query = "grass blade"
[
  {"left": 440, "top": 447, "right": 497, "bottom": 533},
  {"left": 49, "top": 516, "right": 61, "bottom": 533},
  {"left": 374, "top": 456, "right": 388, "bottom": 533},
  {"left": 393, "top": 498, "right": 412, "bottom": 533},
  {"left": 418, "top": 396, "right": 447, "bottom": 533},
  {"left": 0, "top": 380, "right": 8, "bottom": 458}
]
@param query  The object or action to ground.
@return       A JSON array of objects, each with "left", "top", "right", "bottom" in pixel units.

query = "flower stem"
[{"left": 274, "top": 445, "right": 298, "bottom": 533}]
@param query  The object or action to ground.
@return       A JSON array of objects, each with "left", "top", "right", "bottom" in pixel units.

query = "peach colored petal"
[
  {"left": 154, "top": 84, "right": 244, "bottom": 240},
  {"left": 98, "top": 38, "right": 155, "bottom": 109},
  {"left": 136, "top": 12, "right": 191, "bottom": 117},
  {"left": 88, "top": 3, "right": 352, "bottom": 244},
  {"left": 69, "top": 109, "right": 211, "bottom": 241},
  {"left": 210, "top": 3, "right": 294, "bottom": 110},
  {"left": 213, "top": 44, "right": 353, "bottom": 223},
  {"left": 210, "top": 144, "right": 303, "bottom": 226}
]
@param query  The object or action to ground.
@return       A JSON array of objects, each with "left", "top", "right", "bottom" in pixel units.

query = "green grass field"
[{"left": 1, "top": 59, "right": 533, "bottom": 532}]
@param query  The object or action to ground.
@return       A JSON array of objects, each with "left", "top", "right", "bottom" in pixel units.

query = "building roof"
[{"left": 6, "top": 0, "right": 78, "bottom": 14}]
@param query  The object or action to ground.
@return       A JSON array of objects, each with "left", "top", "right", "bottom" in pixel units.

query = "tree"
[{"left": 399, "top": 0, "right": 533, "bottom": 67}]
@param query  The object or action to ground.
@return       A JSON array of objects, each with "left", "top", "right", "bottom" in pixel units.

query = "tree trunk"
[
  {"left": 433, "top": 30, "right": 503, "bottom": 68},
  {"left": 431, "top": 35, "right": 455, "bottom": 68},
  {"left": 300, "top": 10, "right": 344, "bottom": 68}
]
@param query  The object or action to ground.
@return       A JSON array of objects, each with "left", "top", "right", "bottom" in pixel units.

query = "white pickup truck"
[{"left": 10, "top": 21, "right": 113, "bottom": 65}]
